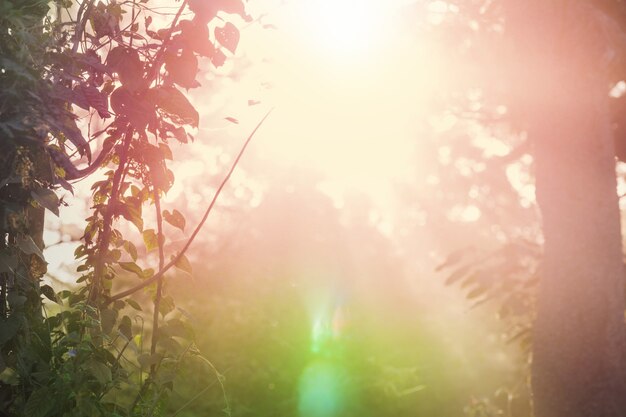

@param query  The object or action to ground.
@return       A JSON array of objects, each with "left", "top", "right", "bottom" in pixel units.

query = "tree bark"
[{"left": 532, "top": 75, "right": 626, "bottom": 417}]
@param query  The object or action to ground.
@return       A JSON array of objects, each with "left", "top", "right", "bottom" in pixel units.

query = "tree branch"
[{"left": 106, "top": 108, "right": 273, "bottom": 304}]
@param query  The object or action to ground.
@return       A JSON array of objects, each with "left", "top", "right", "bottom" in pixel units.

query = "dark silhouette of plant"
[{"left": 0, "top": 1, "right": 266, "bottom": 415}]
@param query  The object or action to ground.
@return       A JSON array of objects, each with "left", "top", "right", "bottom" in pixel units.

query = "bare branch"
[{"left": 106, "top": 108, "right": 274, "bottom": 304}]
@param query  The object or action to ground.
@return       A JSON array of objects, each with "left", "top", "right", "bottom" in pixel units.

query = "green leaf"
[
  {"left": 163, "top": 209, "right": 185, "bottom": 231},
  {"left": 100, "top": 308, "right": 118, "bottom": 335},
  {"left": 31, "top": 188, "right": 59, "bottom": 216},
  {"left": 119, "top": 315, "right": 132, "bottom": 339},
  {"left": 119, "top": 261, "right": 144, "bottom": 278},
  {"left": 123, "top": 240, "right": 138, "bottom": 261},
  {"left": 158, "top": 295, "right": 175, "bottom": 317},
  {"left": 24, "top": 387, "right": 53, "bottom": 417},
  {"left": 143, "top": 229, "right": 158, "bottom": 252},
  {"left": 85, "top": 360, "right": 112, "bottom": 385},
  {"left": 174, "top": 253, "right": 192, "bottom": 274}
]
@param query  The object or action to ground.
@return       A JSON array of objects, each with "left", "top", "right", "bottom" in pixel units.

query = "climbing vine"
[{"left": 0, "top": 0, "right": 257, "bottom": 415}]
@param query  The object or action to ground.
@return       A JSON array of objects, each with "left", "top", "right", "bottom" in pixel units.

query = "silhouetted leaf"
[
  {"left": 40, "top": 285, "right": 59, "bottom": 304},
  {"left": 211, "top": 49, "right": 226, "bottom": 68},
  {"left": 165, "top": 49, "right": 200, "bottom": 89},
  {"left": 150, "top": 86, "right": 199, "bottom": 127},
  {"left": 119, "top": 315, "right": 132, "bottom": 339},
  {"left": 31, "top": 188, "right": 59, "bottom": 216},
  {"left": 107, "top": 46, "right": 144, "bottom": 91},
  {"left": 163, "top": 209, "right": 185, "bottom": 231},
  {"left": 215, "top": 22, "right": 240, "bottom": 54}
]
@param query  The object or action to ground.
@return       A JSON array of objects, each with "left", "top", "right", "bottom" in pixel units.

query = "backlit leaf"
[
  {"left": 119, "top": 261, "right": 143, "bottom": 277},
  {"left": 163, "top": 209, "right": 185, "bottom": 231},
  {"left": 174, "top": 253, "right": 192, "bottom": 274},
  {"left": 143, "top": 229, "right": 158, "bottom": 252}
]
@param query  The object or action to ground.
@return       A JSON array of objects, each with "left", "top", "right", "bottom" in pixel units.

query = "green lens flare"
[{"left": 298, "top": 360, "right": 345, "bottom": 417}]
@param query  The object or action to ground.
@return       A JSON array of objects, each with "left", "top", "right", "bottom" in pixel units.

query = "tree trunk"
[{"left": 531, "top": 75, "right": 626, "bottom": 416}]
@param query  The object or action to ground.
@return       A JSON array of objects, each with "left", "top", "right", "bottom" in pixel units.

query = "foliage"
[{"left": 0, "top": 0, "right": 251, "bottom": 415}]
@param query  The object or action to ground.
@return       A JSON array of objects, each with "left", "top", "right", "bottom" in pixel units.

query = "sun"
[{"left": 293, "top": 0, "right": 391, "bottom": 56}]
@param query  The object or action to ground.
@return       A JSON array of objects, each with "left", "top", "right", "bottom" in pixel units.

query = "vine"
[{"left": 0, "top": 0, "right": 265, "bottom": 416}]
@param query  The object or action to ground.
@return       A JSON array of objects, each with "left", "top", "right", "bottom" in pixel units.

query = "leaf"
[
  {"left": 165, "top": 48, "right": 200, "bottom": 89},
  {"left": 126, "top": 299, "right": 142, "bottom": 311},
  {"left": 211, "top": 49, "right": 227, "bottom": 68},
  {"left": 24, "top": 387, "right": 53, "bottom": 417},
  {"left": 174, "top": 253, "right": 192, "bottom": 274},
  {"left": 467, "top": 285, "right": 488, "bottom": 300},
  {"left": 163, "top": 209, "right": 185, "bottom": 231},
  {"left": 159, "top": 143, "right": 173, "bottom": 160},
  {"left": 77, "top": 84, "right": 111, "bottom": 118},
  {"left": 180, "top": 19, "right": 215, "bottom": 57},
  {"left": 40, "top": 284, "right": 60, "bottom": 304},
  {"left": 16, "top": 235, "right": 45, "bottom": 261},
  {"left": 107, "top": 46, "right": 144, "bottom": 91},
  {"left": 51, "top": 115, "right": 91, "bottom": 162},
  {"left": 119, "top": 261, "right": 144, "bottom": 278},
  {"left": 124, "top": 240, "right": 138, "bottom": 261},
  {"left": 31, "top": 188, "right": 59, "bottom": 216},
  {"left": 158, "top": 295, "right": 175, "bottom": 317},
  {"left": 215, "top": 22, "right": 240, "bottom": 54},
  {"left": 119, "top": 315, "right": 133, "bottom": 339},
  {"left": 100, "top": 308, "right": 117, "bottom": 335},
  {"left": 110, "top": 86, "right": 155, "bottom": 129},
  {"left": 444, "top": 264, "right": 472, "bottom": 286},
  {"left": 118, "top": 198, "right": 144, "bottom": 232},
  {"left": 85, "top": 360, "right": 112, "bottom": 385},
  {"left": 143, "top": 229, "right": 158, "bottom": 252},
  {"left": 224, "top": 116, "right": 239, "bottom": 124},
  {"left": 150, "top": 86, "right": 199, "bottom": 127},
  {"left": 435, "top": 247, "right": 471, "bottom": 271}
]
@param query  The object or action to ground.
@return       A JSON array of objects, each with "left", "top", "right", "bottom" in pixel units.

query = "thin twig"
[{"left": 106, "top": 108, "right": 274, "bottom": 304}]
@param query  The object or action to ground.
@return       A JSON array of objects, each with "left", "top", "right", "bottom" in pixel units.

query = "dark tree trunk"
[{"left": 532, "top": 76, "right": 626, "bottom": 417}]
